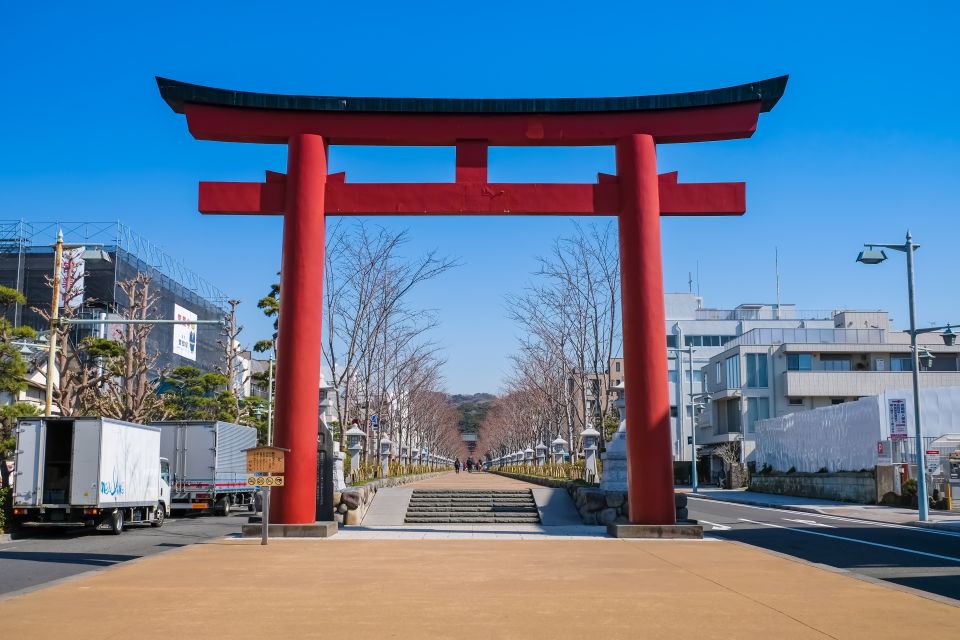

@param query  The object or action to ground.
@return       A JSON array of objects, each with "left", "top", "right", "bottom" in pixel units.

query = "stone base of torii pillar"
[{"left": 602, "top": 382, "right": 702, "bottom": 539}]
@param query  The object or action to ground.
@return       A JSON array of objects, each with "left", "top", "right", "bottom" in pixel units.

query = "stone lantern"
[
  {"left": 380, "top": 435, "right": 392, "bottom": 477},
  {"left": 421, "top": 447, "right": 429, "bottom": 467},
  {"left": 524, "top": 447, "right": 535, "bottom": 466},
  {"left": 345, "top": 422, "right": 366, "bottom": 480},
  {"left": 581, "top": 425, "right": 601, "bottom": 483},
  {"left": 600, "top": 380, "right": 628, "bottom": 492},
  {"left": 400, "top": 444, "right": 409, "bottom": 465},
  {"left": 535, "top": 442, "right": 547, "bottom": 466},
  {"left": 551, "top": 436, "right": 568, "bottom": 464}
]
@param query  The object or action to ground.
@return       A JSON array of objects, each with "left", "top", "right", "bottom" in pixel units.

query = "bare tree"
[
  {"left": 323, "top": 221, "right": 458, "bottom": 451},
  {"left": 90, "top": 275, "right": 166, "bottom": 422},
  {"left": 217, "top": 298, "right": 246, "bottom": 421}
]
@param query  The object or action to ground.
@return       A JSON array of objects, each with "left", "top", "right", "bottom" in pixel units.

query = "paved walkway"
[
  {"left": 687, "top": 488, "right": 960, "bottom": 531},
  {"left": 361, "top": 471, "right": 583, "bottom": 528},
  {"left": 2, "top": 536, "right": 956, "bottom": 638}
]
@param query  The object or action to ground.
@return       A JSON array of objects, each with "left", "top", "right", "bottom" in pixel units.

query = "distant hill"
[
  {"left": 449, "top": 392, "right": 496, "bottom": 407},
  {"left": 449, "top": 393, "right": 496, "bottom": 436}
]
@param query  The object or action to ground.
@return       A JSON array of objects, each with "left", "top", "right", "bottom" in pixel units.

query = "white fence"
[{"left": 755, "top": 386, "right": 960, "bottom": 473}]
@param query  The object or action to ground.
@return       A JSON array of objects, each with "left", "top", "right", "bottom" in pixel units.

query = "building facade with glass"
[{"left": 699, "top": 310, "right": 960, "bottom": 472}]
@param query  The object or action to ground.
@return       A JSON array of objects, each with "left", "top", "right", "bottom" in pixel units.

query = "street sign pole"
[{"left": 262, "top": 485, "right": 270, "bottom": 546}]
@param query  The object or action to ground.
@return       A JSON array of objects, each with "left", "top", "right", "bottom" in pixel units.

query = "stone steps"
[{"left": 404, "top": 489, "right": 541, "bottom": 524}]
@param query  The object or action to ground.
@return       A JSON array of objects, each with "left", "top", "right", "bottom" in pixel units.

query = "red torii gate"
[{"left": 158, "top": 75, "right": 787, "bottom": 527}]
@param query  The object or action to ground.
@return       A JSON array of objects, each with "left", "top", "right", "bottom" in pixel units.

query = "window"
[
  {"left": 746, "top": 397, "right": 770, "bottom": 433},
  {"left": 668, "top": 370, "right": 678, "bottom": 384},
  {"left": 725, "top": 355, "right": 740, "bottom": 389},
  {"left": 615, "top": 361, "right": 621, "bottom": 372},
  {"left": 830, "top": 398, "right": 845, "bottom": 405},
  {"left": 684, "top": 335, "right": 730, "bottom": 348},
  {"left": 666, "top": 335, "right": 678, "bottom": 349},
  {"left": 686, "top": 405, "right": 694, "bottom": 418},
  {"left": 670, "top": 406, "right": 678, "bottom": 418},
  {"left": 720, "top": 398, "right": 742, "bottom": 434},
  {"left": 715, "top": 362, "right": 722, "bottom": 388},
  {"left": 822, "top": 357, "right": 851, "bottom": 372},
  {"left": 787, "top": 354, "right": 813, "bottom": 371},
  {"left": 746, "top": 353, "right": 768, "bottom": 388},
  {"left": 788, "top": 397, "right": 804, "bottom": 406},
  {"left": 891, "top": 356, "right": 912, "bottom": 372}
]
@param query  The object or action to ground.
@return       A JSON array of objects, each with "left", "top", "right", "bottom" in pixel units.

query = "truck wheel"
[
  {"left": 216, "top": 497, "right": 231, "bottom": 517},
  {"left": 151, "top": 503, "right": 166, "bottom": 528},
  {"left": 108, "top": 509, "right": 124, "bottom": 535}
]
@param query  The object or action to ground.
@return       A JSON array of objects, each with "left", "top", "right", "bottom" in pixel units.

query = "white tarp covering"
[{"left": 755, "top": 386, "right": 960, "bottom": 472}]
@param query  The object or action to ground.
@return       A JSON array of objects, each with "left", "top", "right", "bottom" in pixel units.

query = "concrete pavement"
[{"left": 2, "top": 536, "right": 958, "bottom": 638}]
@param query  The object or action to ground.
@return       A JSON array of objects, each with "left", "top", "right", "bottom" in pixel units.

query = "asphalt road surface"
[
  {"left": 688, "top": 496, "right": 960, "bottom": 601},
  {"left": 0, "top": 510, "right": 248, "bottom": 597}
]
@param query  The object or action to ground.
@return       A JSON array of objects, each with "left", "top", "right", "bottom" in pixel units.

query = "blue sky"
[{"left": 2, "top": 2, "right": 958, "bottom": 393}]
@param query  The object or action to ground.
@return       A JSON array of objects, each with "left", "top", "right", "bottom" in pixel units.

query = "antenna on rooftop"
[{"left": 775, "top": 247, "right": 782, "bottom": 320}]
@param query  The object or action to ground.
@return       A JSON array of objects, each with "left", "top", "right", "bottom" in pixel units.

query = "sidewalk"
[
  {"left": 685, "top": 487, "right": 960, "bottom": 531},
  {"left": 1, "top": 535, "right": 956, "bottom": 638}
]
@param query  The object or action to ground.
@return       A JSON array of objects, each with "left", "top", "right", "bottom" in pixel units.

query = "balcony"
[{"left": 782, "top": 370, "right": 960, "bottom": 397}]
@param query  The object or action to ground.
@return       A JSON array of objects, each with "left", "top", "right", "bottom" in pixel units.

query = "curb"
[{"left": 688, "top": 493, "right": 960, "bottom": 533}]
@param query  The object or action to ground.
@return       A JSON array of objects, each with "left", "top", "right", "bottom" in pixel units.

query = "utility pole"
[{"left": 44, "top": 230, "right": 63, "bottom": 416}]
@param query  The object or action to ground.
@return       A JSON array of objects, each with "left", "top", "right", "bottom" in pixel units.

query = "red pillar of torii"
[{"left": 159, "top": 76, "right": 787, "bottom": 526}]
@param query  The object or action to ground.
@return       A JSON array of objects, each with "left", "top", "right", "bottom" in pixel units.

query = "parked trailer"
[
  {"left": 11, "top": 417, "right": 171, "bottom": 534},
  {"left": 152, "top": 421, "right": 258, "bottom": 516}
]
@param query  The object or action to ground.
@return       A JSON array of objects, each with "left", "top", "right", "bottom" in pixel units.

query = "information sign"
[
  {"left": 245, "top": 446, "right": 286, "bottom": 473},
  {"left": 888, "top": 399, "right": 908, "bottom": 441}
]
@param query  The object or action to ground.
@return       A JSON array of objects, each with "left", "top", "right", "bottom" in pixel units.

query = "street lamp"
[{"left": 856, "top": 232, "right": 956, "bottom": 522}]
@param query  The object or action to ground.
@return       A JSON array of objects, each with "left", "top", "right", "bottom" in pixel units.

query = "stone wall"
[
  {"left": 336, "top": 471, "right": 446, "bottom": 525},
  {"left": 749, "top": 471, "right": 877, "bottom": 504},
  {"left": 492, "top": 471, "right": 688, "bottom": 524}
]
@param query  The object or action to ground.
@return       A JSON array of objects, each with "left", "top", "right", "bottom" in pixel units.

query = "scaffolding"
[{"left": 0, "top": 219, "right": 229, "bottom": 312}]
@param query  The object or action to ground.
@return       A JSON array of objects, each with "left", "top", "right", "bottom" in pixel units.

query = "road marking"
[
  {"left": 783, "top": 518, "right": 834, "bottom": 528},
  {"left": 687, "top": 496, "right": 960, "bottom": 539},
  {"left": 698, "top": 520, "right": 731, "bottom": 531},
  {"left": 738, "top": 518, "right": 960, "bottom": 564}
]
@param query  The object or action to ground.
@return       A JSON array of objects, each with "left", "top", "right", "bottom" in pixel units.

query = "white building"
[
  {"left": 662, "top": 293, "right": 836, "bottom": 462},
  {"left": 699, "top": 310, "right": 960, "bottom": 477}
]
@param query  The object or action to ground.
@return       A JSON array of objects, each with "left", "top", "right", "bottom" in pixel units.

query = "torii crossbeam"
[{"left": 158, "top": 75, "right": 787, "bottom": 527}]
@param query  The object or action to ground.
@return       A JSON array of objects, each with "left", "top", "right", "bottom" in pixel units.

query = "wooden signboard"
[{"left": 245, "top": 446, "right": 288, "bottom": 474}]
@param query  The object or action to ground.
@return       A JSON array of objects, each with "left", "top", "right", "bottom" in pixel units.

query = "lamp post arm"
[
  {"left": 863, "top": 242, "right": 918, "bottom": 253},
  {"left": 907, "top": 324, "right": 954, "bottom": 337}
]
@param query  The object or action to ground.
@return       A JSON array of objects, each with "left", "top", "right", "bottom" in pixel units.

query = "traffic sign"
[
  {"left": 246, "top": 475, "right": 285, "bottom": 487},
  {"left": 371, "top": 415, "right": 379, "bottom": 431}
]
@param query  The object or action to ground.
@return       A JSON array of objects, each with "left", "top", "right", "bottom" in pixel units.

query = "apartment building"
[
  {"left": 699, "top": 310, "right": 960, "bottom": 476},
  {"left": 578, "top": 293, "right": 836, "bottom": 461}
]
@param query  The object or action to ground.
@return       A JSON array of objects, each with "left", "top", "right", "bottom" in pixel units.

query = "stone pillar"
[
  {"left": 601, "top": 382, "right": 628, "bottom": 492},
  {"left": 582, "top": 426, "right": 601, "bottom": 483},
  {"left": 380, "top": 436, "right": 392, "bottom": 477}
]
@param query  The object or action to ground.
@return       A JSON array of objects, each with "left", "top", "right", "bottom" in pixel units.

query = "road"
[
  {"left": 688, "top": 495, "right": 960, "bottom": 601},
  {"left": 0, "top": 511, "right": 248, "bottom": 597}
]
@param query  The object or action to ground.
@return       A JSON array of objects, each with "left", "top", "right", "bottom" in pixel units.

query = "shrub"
[
  {"left": 902, "top": 478, "right": 918, "bottom": 496},
  {"left": 0, "top": 485, "right": 10, "bottom": 534},
  {"left": 817, "top": 467, "right": 829, "bottom": 474},
  {"left": 759, "top": 463, "right": 773, "bottom": 475},
  {"left": 787, "top": 466, "right": 797, "bottom": 474}
]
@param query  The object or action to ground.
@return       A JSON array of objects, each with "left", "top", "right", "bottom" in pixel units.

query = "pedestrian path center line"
[{"left": 738, "top": 518, "right": 960, "bottom": 564}]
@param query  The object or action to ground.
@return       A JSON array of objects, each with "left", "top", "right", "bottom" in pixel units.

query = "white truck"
[
  {"left": 151, "top": 420, "right": 258, "bottom": 516},
  {"left": 11, "top": 417, "right": 171, "bottom": 534}
]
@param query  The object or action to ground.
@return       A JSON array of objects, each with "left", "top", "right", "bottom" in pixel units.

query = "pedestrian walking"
[{"left": 454, "top": 458, "right": 461, "bottom": 474}]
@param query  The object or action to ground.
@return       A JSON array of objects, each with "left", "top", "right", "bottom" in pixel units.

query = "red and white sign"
[{"left": 926, "top": 449, "right": 940, "bottom": 456}]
